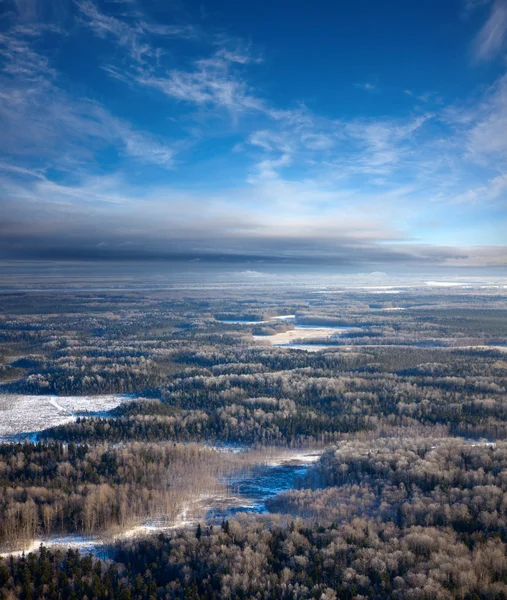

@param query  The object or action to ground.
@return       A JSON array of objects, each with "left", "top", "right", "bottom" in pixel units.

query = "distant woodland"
[{"left": 1, "top": 287, "right": 507, "bottom": 598}]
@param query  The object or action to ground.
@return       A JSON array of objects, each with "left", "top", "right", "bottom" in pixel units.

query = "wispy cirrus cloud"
[
  {"left": 135, "top": 50, "right": 265, "bottom": 114},
  {"left": 0, "top": 27, "right": 57, "bottom": 80},
  {"left": 341, "top": 114, "right": 434, "bottom": 175},
  {"left": 79, "top": 0, "right": 266, "bottom": 119},
  {"left": 472, "top": 0, "right": 507, "bottom": 61},
  {"left": 444, "top": 71, "right": 507, "bottom": 165},
  {"left": 244, "top": 109, "right": 436, "bottom": 199},
  {"left": 467, "top": 74, "right": 507, "bottom": 160},
  {"left": 354, "top": 82, "right": 376, "bottom": 92},
  {"left": 452, "top": 173, "right": 507, "bottom": 203},
  {"left": 0, "top": 20, "right": 176, "bottom": 169},
  {"left": 76, "top": 0, "right": 196, "bottom": 65}
]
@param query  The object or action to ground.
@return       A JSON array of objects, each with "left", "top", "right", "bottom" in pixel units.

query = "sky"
[{"left": 1, "top": 0, "right": 507, "bottom": 273}]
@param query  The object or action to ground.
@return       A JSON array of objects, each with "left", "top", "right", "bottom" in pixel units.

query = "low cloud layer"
[{"left": 0, "top": 0, "right": 506, "bottom": 271}]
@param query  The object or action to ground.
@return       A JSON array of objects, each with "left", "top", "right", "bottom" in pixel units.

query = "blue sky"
[{"left": 1, "top": 0, "right": 507, "bottom": 270}]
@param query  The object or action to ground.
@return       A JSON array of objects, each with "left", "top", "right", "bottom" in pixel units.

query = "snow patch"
[{"left": 0, "top": 394, "right": 131, "bottom": 440}]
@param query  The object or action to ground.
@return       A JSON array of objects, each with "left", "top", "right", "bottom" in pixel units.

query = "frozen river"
[
  {"left": 0, "top": 450, "right": 322, "bottom": 558},
  {"left": 212, "top": 462, "right": 310, "bottom": 518}
]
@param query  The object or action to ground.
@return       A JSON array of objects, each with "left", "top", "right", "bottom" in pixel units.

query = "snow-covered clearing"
[
  {"left": 260, "top": 450, "right": 322, "bottom": 467},
  {"left": 253, "top": 327, "right": 347, "bottom": 346},
  {"left": 0, "top": 535, "right": 101, "bottom": 559},
  {"left": 0, "top": 394, "right": 130, "bottom": 440}
]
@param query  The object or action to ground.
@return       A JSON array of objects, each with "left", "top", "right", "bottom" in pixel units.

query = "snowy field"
[
  {"left": 253, "top": 326, "right": 353, "bottom": 346},
  {"left": 0, "top": 394, "right": 130, "bottom": 440}
]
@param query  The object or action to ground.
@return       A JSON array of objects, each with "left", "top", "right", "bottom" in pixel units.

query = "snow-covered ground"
[
  {"left": 0, "top": 448, "right": 324, "bottom": 557},
  {"left": 0, "top": 534, "right": 103, "bottom": 559},
  {"left": 0, "top": 394, "right": 131, "bottom": 440},
  {"left": 260, "top": 450, "right": 322, "bottom": 467},
  {"left": 253, "top": 326, "right": 350, "bottom": 346}
]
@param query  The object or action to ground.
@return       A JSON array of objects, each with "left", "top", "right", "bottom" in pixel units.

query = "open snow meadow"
[{"left": 0, "top": 394, "right": 130, "bottom": 440}]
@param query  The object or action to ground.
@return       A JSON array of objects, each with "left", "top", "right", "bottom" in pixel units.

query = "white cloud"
[
  {"left": 133, "top": 48, "right": 265, "bottom": 117},
  {"left": 0, "top": 0, "right": 506, "bottom": 269},
  {"left": 465, "top": 73, "right": 507, "bottom": 160},
  {"left": 215, "top": 47, "right": 262, "bottom": 65},
  {"left": 301, "top": 133, "right": 335, "bottom": 150},
  {"left": 452, "top": 173, "right": 507, "bottom": 203},
  {"left": 77, "top": 3, "right": 267, "bottom": 117},
  {"left": 464, "top": 0, "right": 492, "bottom": 14},
  {"left": 0, "top": 22, "right": 176, "bottom": 169},
  {"left": 353, "top": 82, "right": 376, "bottom": 91},
  {"left": 0, "top": 28, "right": 56, "bottom": 80},
  {"left": 77, "top": 0, "right": 195, "bottom": 65},
  {"left": 473, "top": 0, "right": 507, "bottom": 61}
]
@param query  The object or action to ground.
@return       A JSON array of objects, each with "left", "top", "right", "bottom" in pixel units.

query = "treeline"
[
  {"left": 4, "top": 515, "right": 507, "bottom": 599},
  {"left": 43, "top": 398, "right": 369, "bottom": 446},
  {"left": 270, "top": 437, "right": 507, "bottom": 539},
  {"left": 0, "top": 442, "right": 234, "bottom": 550},
  {"left": 8, "top": 355, "right": 162, "bottom": 396},
  {"left": 0, "top": 546, "right": 127, "bottom": 600}
]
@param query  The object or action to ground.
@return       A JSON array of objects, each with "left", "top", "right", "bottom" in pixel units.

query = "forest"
[{"left": 0, "top": 283, "right": 507, "bottom": 599}]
